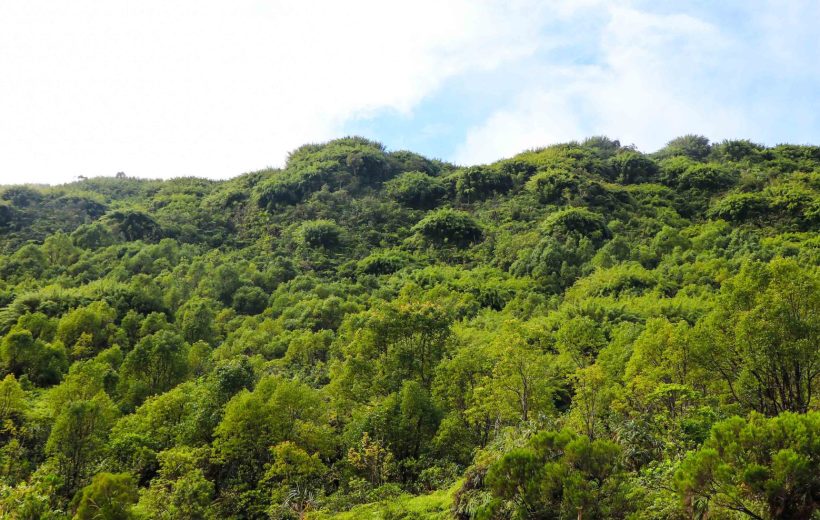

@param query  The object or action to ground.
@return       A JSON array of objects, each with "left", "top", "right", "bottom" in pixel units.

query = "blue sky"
[
  {"left": 0, "top": 0, "right": 818, "bottom": 184},
  {"left": 345, "top": 0, "right": 820, "bottom": 164}
]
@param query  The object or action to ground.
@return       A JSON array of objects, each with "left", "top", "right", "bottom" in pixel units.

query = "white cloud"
[
  {"left": 1, "top": 1, "right": 816, "bottom": 182},
  {"left": 454, "top": 5, "right": 751, "bottom": 164},
  {"left": 0, "top": 0, "right": 547, "bottom": 184}
]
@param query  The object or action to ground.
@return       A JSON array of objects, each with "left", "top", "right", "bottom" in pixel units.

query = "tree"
[
  {"left": 655, "top": 135, "right": 711, "bottom": 161},
  {"left": 555, "top": 316, "right": 607, "bottom": 369},
  {"left": 452, "top": 166, "right": 513, "bottom": 202},
  {"left": 74, "top": 472, "right": 139, "bottom": 520},
  {"left": 568, "top": 364, "right": 615, "bottom": 440},
  {"left": 210, "top": 265, "right": 241, "bottom": 305},
  {"left": 55, "top": 301, "right": 117, "bottom": 358},
  {"left": 42, "top": 232, "right": 80, "bottom": 267},
  {"left": 104, "top": 209, "right": 162, "bottom": 242},
  {"left": 385, "top": 171, "right": 447, "bottom": 209},
  {"left": 0, "top": 374, "right": 26, "bottom": 430},
  {"left": 484, "top": 429, "right": 631, "bottom": 519},
  {"left": 119, "top": 330, "right": 190, "bottom": 410},
  {"left": 347, "top": 431, "right": 395, "bottom": 487},
  {"left": 337, "top": 299, "right": 453, "bottom": 397},
  {"left": 412, "top": 208, "right": 483, "bottom": 248},
  {"left": 176, "top": 297, "right": 217, "bottom": 345},
  {"left": 297, "top": 220, "right": 343, "bottom": 249},
  {"left": 676, "top": 163, "right": 737, "bottom": 191},
  {"left": 1, "top": 326, "right": 67, "bottom": 385},
  {"left": 232, "top": 285, "right": 268, "bottom": 315},
  {"left": 697, "top": 258, "right": 819, "bottom": 415},
  {"left": 213, "top": 377, "right": 331, "bottom": 485},
  {"left": 526, "top": 168, "right": 581, "bottom": 204},
  {"left": 133, "top": 447, "right": 213, "bottom": 520},
  {"left": 608, "top": 151, "right": 658, "bottom": 184},
  {"left": 46, "top": 392, "right": 118, "bottom": 497},
  {"left": 351, "top": 381, "right": 441, "bottom": 463},
  {"left": 71, "top": 222, "right": 117, "bottom": 249},
  {"left": 675, "top": 412, "right": 820, "bottom": 520},
  {"left": 488, "top": 341, "right": 557, "bottom": 424},
  {"left": 542, "top": 208, "right": 610, "bottom": 245},
  {"left": 263, "top": 441, "right": 327, "bottom": 516}
]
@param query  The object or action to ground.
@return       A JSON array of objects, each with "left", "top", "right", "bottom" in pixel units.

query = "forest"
[{"left": 0, "top": 135, "right": 817, "bottom": 519}]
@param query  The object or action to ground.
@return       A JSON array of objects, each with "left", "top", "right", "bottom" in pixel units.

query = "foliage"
[
  {"left": 0, "top": 135, "right": 818, "bottom": 518},
  {"left": 675, "top": 412, "right": 820, "bottom": 519},
  {"left": 386, "top": 172, "right": 447, "bottom": 209},
  {"left": 412, "top": 209, "right": 483, "bottom": 248}
]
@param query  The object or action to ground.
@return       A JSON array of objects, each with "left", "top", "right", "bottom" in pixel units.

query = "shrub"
[
  {"left": 526, "top": 168, "right": 579, "bottom": 204},
  {"left": 412, "top": 209, "right": 483, "bottom": 247},
  {"left": 385, "top": 172, "right": 446, "bottom": 209},
  {"left": 450, "top": 166, "right": 513, "bottom": 202},
  {"left": 357, "top": 251, "right": 410, "bottom": 275},
  {"left": 677, "top": 163, "right": 738, "bottom": 191},
  {"left": 542, "top": 208, "right": 610, "bottom": 244},
  {"left": 608, "top": 152, "right": 658, "bottom": 184},
  {"left": 655, "top": 134, "right": 711, "bottom": 161},
  {"left": 297, "top": 220, "right": 343, "bottom": 249},
  {"left": 232, "top": 286, "right": 269, "bottom": 315}
]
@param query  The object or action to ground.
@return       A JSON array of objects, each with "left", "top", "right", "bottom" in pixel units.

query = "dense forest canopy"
[{"left": 0, "top": 135, "right": 818, "bottom": 519}]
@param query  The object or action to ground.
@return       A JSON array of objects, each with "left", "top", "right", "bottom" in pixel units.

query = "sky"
[{"left": 0, "top": 1, "right": 818, "bottom": 185}]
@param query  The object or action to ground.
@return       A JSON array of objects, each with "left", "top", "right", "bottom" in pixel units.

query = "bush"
[
  {"left": 677, "top": 163, "right": 737, "bottom": 191},
  {"left": 357, "top": 251, "right": 410, "bottom": 275},
  {"left": 526, "top": 168, "right": 579, "bottom": 204},
  {"left": 450, "top": 166, "right": 513, "bottom": 202},
  {"left": 412, "top": 209, "right": 483, "bottom": 247},
  {"left": 655, "top": 134, "right": 711, "bottom": 161},
  {"left": 708, "top": 192, "right": 770, "bottom": 222},
  {"left": 711, "top": 139, "right": 765, "bottom": 162},
  {"left": 297, "top": 220, "right": 343, "bottom": 249},
  {"left": 608, "top": 152, "right": 658, "bottom": 184},
  {"left": 542, "top": 207, "right": 610, "bottom": 244},
  {"left": 232, "top": 286, "right": 269, "bottom": 315},
  {"left": 385, "top": 172, "right": 447, "bottom": 209}
]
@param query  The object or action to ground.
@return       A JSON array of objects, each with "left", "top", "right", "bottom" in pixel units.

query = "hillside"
[{"left": 0, "top": 135, "right": 818, "bottom": 519}]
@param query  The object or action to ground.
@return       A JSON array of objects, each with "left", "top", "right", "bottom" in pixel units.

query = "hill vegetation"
[{"left": 0, "top": 135, "right": 818, "bottom": 519}]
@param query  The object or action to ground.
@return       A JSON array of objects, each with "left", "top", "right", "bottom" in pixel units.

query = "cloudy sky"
[{"left": 1, "top": 0, "right": 818, "bottom": 184}]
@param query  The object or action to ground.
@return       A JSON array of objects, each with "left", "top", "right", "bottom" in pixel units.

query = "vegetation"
[{"left": 0, "top": 135, "right": 818, "bottom": 519}]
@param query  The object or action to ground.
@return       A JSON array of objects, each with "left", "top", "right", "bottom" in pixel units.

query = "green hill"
[{"left": 0, "top": 135, "right": 818, "bottom": 519}]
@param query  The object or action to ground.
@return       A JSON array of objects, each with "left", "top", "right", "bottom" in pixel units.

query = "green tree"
[
  {"left": 655, "top": 135, "right": 711, "bottom": 161},
  {"left": 385, "top": 171, "right": 447, "bottom": 209},
  {"left": 297, "top": 220, "right": 343, "bottom": 249},
  {"left": 213, "top": 377, "right": 331, "bottom": 485},
  {"left": 484, "top": 429, "right": 631, "bottom": 519},
  {"left": 104, "top": 209, "right": 162, "bottom": 242},
  {"left": 486, "top": 340, "right": 557, "bottom": 424},
  {"left": 55, "top": 301, "right": 117, "bottom": 358},
  {"left": 118, "top": 330, "right": 190, "bottom": 410},
  {"left": 452, "top": 166, "right": 513, "bottom": 202},
  {"left": 697, "top": 258, "right": 819, "bottom": 415},
  {"left": 412, "top": 209, "right": 483, "bottom": 248},
  {"left": 0, "top": 373, "right": 26, "bottom": 432},
  {"left": 675, "top": 412, "right": 820, "bottom": 520},
  {"left": 74, "top": 472, "right": 138, "bottom": 520},
  {"left": 608, "top": 151, "right": 658, "bottom": 184},
  {"left": 46, "top": 392, "right": 118, "bottom": 497},
  {"left": 232, "top": 285, "right": 268, "bottom": 315},
  {"left": 176, "top": 297, "right": 218, "bottom": 345},
  {"left": 337, "top": 299, "right": 453, "bottom": 398},
  {"left": 1, "top": 326, "right": 67, "bottom": 385},
  {"left": 134, "top": 447, "right": 213, "bottom": 520}
]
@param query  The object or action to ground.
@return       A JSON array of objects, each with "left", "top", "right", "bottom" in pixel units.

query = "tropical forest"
[{"left": 0, "top": 135, "right": 817, "bottom": 519}]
